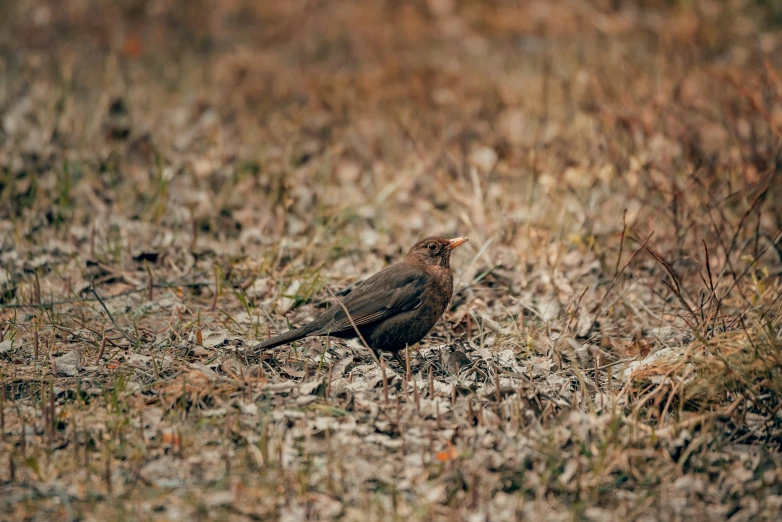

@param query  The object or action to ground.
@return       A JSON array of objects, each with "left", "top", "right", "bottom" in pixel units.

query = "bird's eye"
[{"left": 427, "top": 243, "right": 438, "bottom": 251}]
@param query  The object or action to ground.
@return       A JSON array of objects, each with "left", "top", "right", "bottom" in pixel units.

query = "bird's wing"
[{"left": 314, "top": 265, "right": 429, "bottom": 336}]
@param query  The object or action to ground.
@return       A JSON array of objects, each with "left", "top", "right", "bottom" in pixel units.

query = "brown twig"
[
  {"left": 380, "top": 358, "right": 389, "bottom": 405},
  {"left": 95, "top": 331, "right": 107, "bottom": 364},
  {"left": 597, "top": 232, "right": 655, "bottom": 316},
  {"left": 33, "top": 319, "right": 39, "bottom": 361},
  {"left": 90, "top": 286, "right": 138, "bottom": 346},
  {"left": 642, "top": 243, "right": 698, "bottom": 323},
  {"left": 405, "top": 345, "right": 411, "bottom": 382},
  {"left": 614, "top": 209, "right": 627, "bottom": 278},
  {"left": 144, "top": 260, "right": 154, "bottom": 302},
  {"left": 413, "top": 379, "right": 419, "bottom": 412},
  {"left": 210, "top": 265, "right": 220, "bottom": 312},
  {"left": 326, "top": 363, "right": 333, "bottom": 402},
  {"left": 89, "top": 222, "right": 95, "bottom": 259},
  {"left": 0, "top": 372, "right": 4, "bottom": 441}
]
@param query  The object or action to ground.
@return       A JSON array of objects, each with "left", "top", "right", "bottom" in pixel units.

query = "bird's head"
[{"left": 406, "top": 236, "right": 469, "bottom": 267}]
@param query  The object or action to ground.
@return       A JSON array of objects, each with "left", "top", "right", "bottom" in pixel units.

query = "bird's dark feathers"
[{"left": 311, "top": 264, "right": 428, "bottom": 336}]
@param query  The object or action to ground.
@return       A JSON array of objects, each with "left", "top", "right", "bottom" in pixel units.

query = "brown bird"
[{"left": 256, "top": 236, "right": 469, "bottom": 366}]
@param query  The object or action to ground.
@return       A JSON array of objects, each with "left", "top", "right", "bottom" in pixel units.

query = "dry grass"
[{"left": 1, "top": 0, "right": 782, "bottom": 520}]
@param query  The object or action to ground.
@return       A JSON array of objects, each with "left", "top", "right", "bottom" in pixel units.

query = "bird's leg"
[{"left": 393, "top": 351, "right": 407, "bottom": 370}]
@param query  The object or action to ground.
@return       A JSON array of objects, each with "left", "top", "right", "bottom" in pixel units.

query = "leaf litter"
[{"left": 1, "top": 1, "right": 782, "bottom": 521}]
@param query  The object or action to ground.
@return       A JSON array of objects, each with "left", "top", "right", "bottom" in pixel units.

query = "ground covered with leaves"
[{"left": 1, "top": 0, "right": 782, "bottom": 520}]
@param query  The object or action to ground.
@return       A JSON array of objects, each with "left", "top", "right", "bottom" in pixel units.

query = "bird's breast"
[{"left": 423, "top": 265, "right": 454, "bottom": 311}]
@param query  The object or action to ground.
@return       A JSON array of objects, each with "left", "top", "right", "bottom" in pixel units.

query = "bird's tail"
[{"left": 254, "top": 323, "right": 318, "bottom": 351}]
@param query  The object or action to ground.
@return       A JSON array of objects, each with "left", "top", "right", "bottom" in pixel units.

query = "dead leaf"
[
  {"left": 54, "top": 349, "right": 81, "bottom": 376},
  {"left": 435, "top": 441, "right": 458, "bottom": 462}
]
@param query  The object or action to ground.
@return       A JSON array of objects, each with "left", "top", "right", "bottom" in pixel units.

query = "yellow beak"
[{"left": 446, "top": 237, "right": 469, "bottom": 250}]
